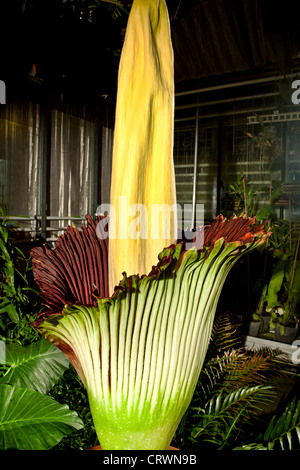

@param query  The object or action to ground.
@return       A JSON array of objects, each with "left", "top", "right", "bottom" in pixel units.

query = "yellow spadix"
[{"left": 109, "top": 0, "right": 177, "bottom": 292}]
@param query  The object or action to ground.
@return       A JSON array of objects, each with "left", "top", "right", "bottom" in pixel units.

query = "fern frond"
[
  {"left": 219, "top": 348, "right": 281, "bottom": 390},
  {"left": 208, "top": 311, "right": 242, "bottom": 357},
  {"left": 197, "top": 347, "right": 280, "bottom": 400}
]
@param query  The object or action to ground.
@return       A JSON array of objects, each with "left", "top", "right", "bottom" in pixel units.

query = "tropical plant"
[
  {"left": 50, "top": 366, "right": 98, "bottom": 450},
  {"left": 68, "top": 0, "right": 131, "bottom": 21},
  {"left": 246, "top": 117, "right": 282, "bottom": 163},
  {"left": 29, "top": 0, "right": 270, "bottom": 451},
  {"left": 263, "top": 222, "right": 300, "bottom": 331},
  {"left": 226, "top": 173, "right": 281, "bottom": 222},
  {"left": 173, "top": 312, "right": 300, "bottom": 451},
  {"left": 235, "top": 396, "right": 300, "bottom": 450},
  {"left": 226, "top": 116, "right": 282, "bottom": 221},
  {"left": 225, "top": 119, "right": 299, "bottom": 334},
  {"left": 0, "top": 213, "right": 84, "bottom": 450},
  {"left": 31, "top": 214, "right": 270, "bottom": 450},
  {"left": 0, "top": 207, "right": 42, "bottom": 345},
  {"left": 0, "top": 338, "right": 83, "bottom": 450}
]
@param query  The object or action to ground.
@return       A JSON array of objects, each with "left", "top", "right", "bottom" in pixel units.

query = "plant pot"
[
  {"left": 88, "top": 445, "right": 179, "bottom": 450},
  {"left": 275, "top": 324, "right": 299, "bottom": 344},
  {"left": 248, "top": 321, "right": 261, "bottom": 337},
  {"left": 260, "top": 315, "right": 271, "bottom": 334}
]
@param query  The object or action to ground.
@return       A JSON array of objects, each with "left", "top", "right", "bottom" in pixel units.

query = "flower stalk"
[{"left": 109, "top": 0, "right": 177, "bottom": 293}]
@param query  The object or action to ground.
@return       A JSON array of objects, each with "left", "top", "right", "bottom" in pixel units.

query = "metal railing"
[{"left": 1, "top": 215, "right": 87, "bottom": 244}]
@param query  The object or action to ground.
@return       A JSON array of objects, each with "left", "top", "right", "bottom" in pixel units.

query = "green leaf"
[
  {"left": 1, "top": 226, "right": 8, "bottom": 244},
  {"left": 0, "top": 300, "right": 19, "bottom": 323},
  {"left": 0, "top": 238, "right": 11, "bottom": 260},
  {"left": 252, "top": 313, "right": 263, "bottom": 323},
  {"left": 190, "top": 385, "right": 273, "bottom": 447},
  {"left": 256, "top": 205, "right": 272, "bottom": 222},
  {"left": 266, "top": 260, "right": 285, "bottom": 306},
  {"left": 2, "top": 262, "right": 16, "bottom": 293},
  {"left": 0, "top": 384, "right": 83, "bottom": 449},
  {"left": 0, "top": 339, "right": 70, "bottom": 393},
  {"left": 263, "top": 397, "right": 300, "bottom": 450}
]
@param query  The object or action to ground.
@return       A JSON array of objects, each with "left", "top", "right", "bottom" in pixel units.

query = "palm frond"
[
  {"left": 263, "top": 396, "right": 300, "bottom": 450},
  {"left": 175, "top": 310, "right": 289, "bottom": 450},
  {"left": 189, "top": 385, "right": 274, "bottom": 448},
  {"left": 234, "top": 396, "right": 300, "bottom": 450}
]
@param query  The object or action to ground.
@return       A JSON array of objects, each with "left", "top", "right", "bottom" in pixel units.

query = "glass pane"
[
  {"left": 221, "top": 118, "right": 282, "bottom": 218},
  {"left": 48, "top": 109, "right": 98, "bottom": 240},
  {"left": 0, "top": 100, "right": 40, "bottom": 217},
  {"left": 174, "top": 124, "right": 218, "bottom": 226}
]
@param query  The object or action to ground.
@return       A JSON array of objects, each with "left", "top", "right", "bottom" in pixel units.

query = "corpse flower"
[
  {"left": 31, "top": 214, "right": 269, "bottom": 450},
  {"left": 31, "top": 0, "right": 270, "bottom": 450}
]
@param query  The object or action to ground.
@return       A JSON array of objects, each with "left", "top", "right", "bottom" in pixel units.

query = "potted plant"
[
  {"left": 271, "top": 307, "right": 299, "bottom": 344},
  {"left": 249, "top": 285, "right": 272, "bottom": 337},
  {"left": 266, "top": 230, "right": 300, "bottom": 343},
  {"left": 0, "top": 211, "right": 83, "bottom": 449}
]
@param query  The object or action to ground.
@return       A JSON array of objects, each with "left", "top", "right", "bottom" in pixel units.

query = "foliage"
[
  {"left": 0, "top": 208, "right": 83, "bottom": 450},
  {"left": 86, "top": 0, "right": 131, "bottom": 20},
  {"left": 226, "top": 173, "right": 281, "bottom": 221},
  {"left": 33, "top": 215, "right": 270, "bottom": 450},
  {"left": 21, "top": 0, "right": 131, "bottom": 22},
  {"left": 260, "top": 396, "right": 300, "bottom": 450},
  {"left": 0, "top": 207, "right": 297, "bottom": 450},
  {"left": 0, "top": 207, "right": 42, "bottom": 345},
  {"left": 0, "top": 338, "right": 70, "bottom": 394},
  {"left": 50, "top": 366, "right": 98, "bottom": 450},
  {"left": 0, "top": 383, "right": 82, "bottom": 450},
  {"left": 225, "top": 118, "right": 300, "bottom": 329},
  {"left": 173, "top": 312, "right": 300, "bottom": 450},
  {"left": 0, "top": 212, "right": 296, "bottom": 450},
  {"left": 226, "top": 116, "right": 282, "bottom": 220},
  {"left": 187, "top": 386, "right": 272, "bottom": 449},
  {"left": 0, "top": 338, "right": 83, "bottom": 450},
  {"left": 246, "top": 116, "right": 282, "bottom": 163},
  {"left": 262, "top": 221, "right": 300, "bottom": 328},
  {"left": 236, "top": 396, "right": 300, "bottom": 450}
]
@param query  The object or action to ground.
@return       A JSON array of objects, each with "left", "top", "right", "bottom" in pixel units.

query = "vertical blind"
[
  {"left": 0, "top": 99, "right": 41, "bottom": 218},
  {"left": 0, "top": 96, "right": 114, "bottom": 242},
  {"left": 49, "top": 110, "right": 98, "bottom": 238}
]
